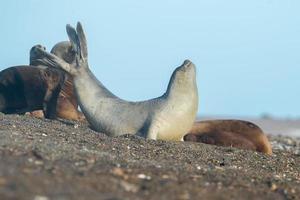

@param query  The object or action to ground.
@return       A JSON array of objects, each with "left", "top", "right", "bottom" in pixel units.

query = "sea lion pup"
[
  {"left": 0, "top": 45, "right": 65, "bottom": 118},
  {"left": 184, "top": 120, "right": 272, "bottom": 155},
  {"left": 37, "top": 22, "right": 198, "bottom": 141},
  {"left": 29, "top": 42, "right": 85, "bottom": 121}
]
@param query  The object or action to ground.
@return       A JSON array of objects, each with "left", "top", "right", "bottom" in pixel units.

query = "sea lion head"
[
  {"left": 167, "top": 59, "right": 197, "bottom": 93},
  {"left": 29, "top": 44, "right": 47, "bottom": 66},
  {"left": 183, "top": 133, "right": 198, "bottom": 142},
  {"left": 51, "top": 41, "right": 76, "bottom": 64}
]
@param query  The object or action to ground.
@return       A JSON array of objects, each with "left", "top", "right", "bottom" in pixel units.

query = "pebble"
[
  {"left": 137, "top": 174, "right": 151, "bottom": 180},
  {"left": 178, "top": 191, "right": 190, "bottom": 200},
  {"left": 0, "top": 177, "right": 7, "bottom": 186},
  {"left": 120, "top": 180, "right": 138, "bottom": 193},
  {"left": 204, "top": 182, "right": 210, "bottom": 187},
  {"left": 34, "top": 160, "right": 44, "bottom": 165},
  {"left": 271, "top": 183, "right": 278, "bottom": 191},
  {"left": 162, "top": 175, "right": 169, "bottom": 179},
  {"left": 33, "top": 195, "right": 49, "bottom": 200},
  {"left": 112, "top": 168, "right": 125, "bottom": 177}
]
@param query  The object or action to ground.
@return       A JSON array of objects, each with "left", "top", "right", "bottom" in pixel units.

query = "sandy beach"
[{"left": 0, "top": 113, "right": 299, "bottom": 200}]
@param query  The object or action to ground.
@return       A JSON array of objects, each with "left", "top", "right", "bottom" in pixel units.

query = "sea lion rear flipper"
[
  {"left": 43, "top": 76, "right": 63, "bottom": 119},
  {"left": 76, "top": 22, "right": 88, "bottom": 59},
  {"left": 43, "top": 89, "right": 56, "bottom": 119},
  {"left": 66, "top": 22, "right": 88, "bottom": 68},
  {"left": 145, "top": 125, "right": 158, "bottom": 140},
  {"left": 66, "top": 24, "right": 80, "bottom": 56}
]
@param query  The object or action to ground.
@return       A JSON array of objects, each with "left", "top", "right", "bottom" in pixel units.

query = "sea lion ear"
[
  {"left": 76, "top": 22, "right": 88, "bottom": 59},
  {"left": 66, "top": 24, "right": 80, "bottom": 55}
]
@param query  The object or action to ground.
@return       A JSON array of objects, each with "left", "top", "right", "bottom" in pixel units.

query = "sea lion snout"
[
  {"left": 37, "top": 45, "right": 46, "bottom": 51},
  {"left": 182, "top": 59, "right": 193, "bottom": 69},
  {"left": 35, "top": 45, "right": 46, "bottom": 50},
  {"left": 30, "top": 45, "right": 46, "bottom": 58},
  {"left": 176, "top": 60, "right": 196, "bottom": 76},
  {"left": 183, "top": 59, "right": 192, "bottom": 66},
  {"left": 30, "top": 45, "right": 46, "bottom": 55},
  {"left": 31, "top": 44, "right": 46, "bottom": 51},
  {"left": 181, "top": 59, "right": 195, "bottom": 70}
]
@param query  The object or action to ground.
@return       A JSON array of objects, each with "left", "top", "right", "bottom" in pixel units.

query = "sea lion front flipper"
[
  {"left": 145, "top": 124, "right": 158, "bottom": 140},
  {"left": 36, "top": 22, "right": 89, "bottom": 76},
  {"left": 36, "top": 47, "right": 77, "bottom": 75}
]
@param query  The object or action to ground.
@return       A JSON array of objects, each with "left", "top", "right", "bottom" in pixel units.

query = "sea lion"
[
  {"left": 184, "top": 120, "right": 272, "bottom": 155},
  {"left": 37, "top": 22, "right": 198, "bottom": 141},
  {"left": 49, "top": 41, "right": 84, "bottom": 121},
  {"left": 28, "top": 42, "right": 84, "bottom": 121},
  {"left": 0, "top": 45, "right": 65, "bottom": 118}
]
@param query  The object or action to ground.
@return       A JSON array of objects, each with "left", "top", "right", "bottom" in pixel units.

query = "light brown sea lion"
[
  {"left": 29, "top": 42, "right": 84, "bottom": 121},
  {"left": 37, "top": 22, "right": 198, "bottom": 141},
  {"left": 184, "top": 120, "right": 272, "bottom": 155},
  {"left": 49, "top": 42, "right": 85, "bottom": 121}
]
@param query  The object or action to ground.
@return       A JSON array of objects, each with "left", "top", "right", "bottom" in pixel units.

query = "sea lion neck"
[{"left": 165, "top": 70, "right": 197, "bottom": 100}]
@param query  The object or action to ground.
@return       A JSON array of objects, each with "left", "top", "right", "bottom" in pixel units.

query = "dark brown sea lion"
[
  {"left": 0, "top": 51, "right": 65, "bottom": 119},
  {"left": 184, "top": 120, "right": 272, "bottom": 155},
  {"left": 1, "top": 43, "right": 84, "bottom": 120}
]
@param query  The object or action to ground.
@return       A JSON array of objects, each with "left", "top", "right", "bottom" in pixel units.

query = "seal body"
[
  {"left": 72, "top": 60, "right": 198, "bottom": 141},
  {"left": 38, "top": 22, "right": 198, "bottom": 141},
  {"left": 0, "top": 65, "right": 64, "bottom": 118},
  {"left": 184, "top": 120, "right": 272, "bottom": 155}
]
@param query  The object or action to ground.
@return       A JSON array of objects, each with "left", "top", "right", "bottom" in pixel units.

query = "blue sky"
[{"left": 1, "top": 1, "right": 300, "bottom": 118}]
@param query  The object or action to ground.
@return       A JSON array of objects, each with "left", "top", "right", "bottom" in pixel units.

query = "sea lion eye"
[{"left": 247, "top": 122, "right": 256, "bottom": 129}]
